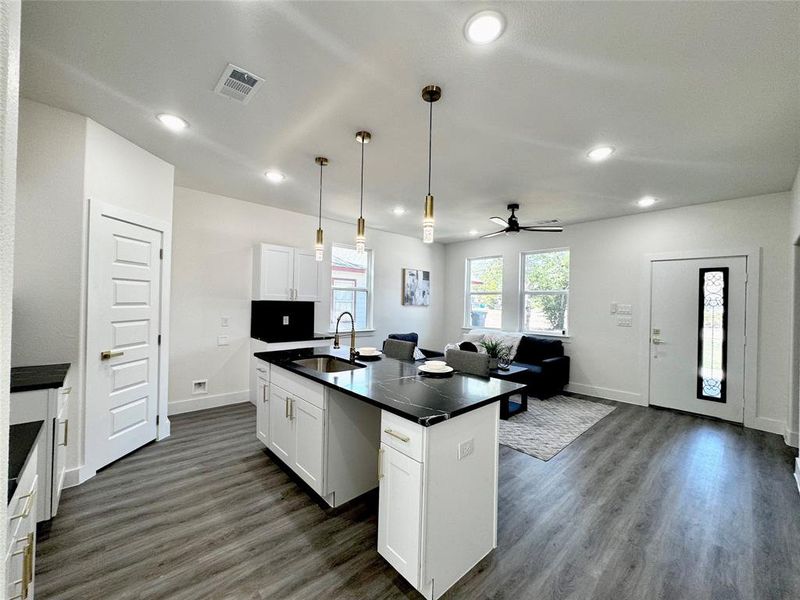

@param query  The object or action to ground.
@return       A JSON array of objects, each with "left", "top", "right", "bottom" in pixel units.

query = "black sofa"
[{"left": 508, "top": 335, "right": 570, "bottom": 399}]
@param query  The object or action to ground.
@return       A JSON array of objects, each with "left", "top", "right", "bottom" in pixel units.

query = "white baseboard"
[
  {"left": 795, "top": 458, "right": 800, "bottom": 496},
  {"left": 565, "top": 382, "right": 645, "bottom": 406},
  {"left": 64, "top": 464, "right": 96, "bottom": 489},
  {"left": 785, "top": 428, "right": 799, "bottom": 448},
  {"left": 746, "top": 415, "right": 786, "bottom": 437},
  {"left": 168, "top": 389, "right": 250, "bottom": 415}
]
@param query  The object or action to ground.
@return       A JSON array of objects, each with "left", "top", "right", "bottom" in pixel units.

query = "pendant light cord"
[
  {"left": 360, "top": 139, "right": 365, "bottom": 217},
  {"left": 318, "top": 163, "right": 323, "bottom": 228},
  {"left": 427, "top": 101, "right": 433, "bottom": 195}
]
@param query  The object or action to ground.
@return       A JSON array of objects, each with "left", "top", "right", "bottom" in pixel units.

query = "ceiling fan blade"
[
  {"left": 489, "top": 217, "right": 508, "bottom": 227},
  {"left": 480, "top": 230, "right": 506, "bottom": 239},
  {"left": 521, "top": 226, "right": 564, "bottom": 232}
]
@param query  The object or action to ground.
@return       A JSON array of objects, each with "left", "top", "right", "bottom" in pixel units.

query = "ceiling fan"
[{"left": 481, "top": 203, "right": 563, "bottom": 238}]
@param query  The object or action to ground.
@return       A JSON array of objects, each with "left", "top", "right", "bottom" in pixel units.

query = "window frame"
[
  {"left": 329, "top": 243, "right": 374, "bottom": 332},
  {"left": 519, "top": 247, "right": 571, "bottom": 337},
  {"left": 464, "top": 255, "right": 504, "bottom": 330}
]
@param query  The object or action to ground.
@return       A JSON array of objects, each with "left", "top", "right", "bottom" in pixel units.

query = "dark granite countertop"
[
  {"left": 10, "top": 363, "right": 70, "bottom": 393},
  {"left": 8, "top": 421, "right": 43, "bottom": 502},
  {"left": 254, "top": 345, "right": 525, "bottom": 426}
]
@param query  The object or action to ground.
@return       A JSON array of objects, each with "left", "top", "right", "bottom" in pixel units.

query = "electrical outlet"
[
  {"left": 192, "top": 379, "right": 208, "bottom": 395},
  {"left": 458, "top": 438, "right": 475, "bottom": 460},
  {"left": 217, "top": 335, "right": 230, "bottom": 346},
  {"left": 282, "top": 315, "right": 290, "bottom": 326},
  {"left": 221, "top": 316, "right": 230, "bottom": 327}
]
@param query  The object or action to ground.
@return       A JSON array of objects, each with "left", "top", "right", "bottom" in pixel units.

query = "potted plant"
[{"left": 480, "top": 338, "right": 510, "bottom": 370}]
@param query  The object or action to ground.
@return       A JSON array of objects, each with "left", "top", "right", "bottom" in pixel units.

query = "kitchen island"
[{"left": 253, "top": 345, "right": 525, "bottom": 600}]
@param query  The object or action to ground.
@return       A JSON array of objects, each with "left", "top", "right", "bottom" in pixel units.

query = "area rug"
[{"left": 499, "top": 395, "right": 616, "bottom": 461}]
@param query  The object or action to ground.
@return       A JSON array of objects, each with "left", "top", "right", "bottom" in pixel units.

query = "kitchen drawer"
[
  {"left": 271, "top": 366, "right": 325, "bottom": 410},
  {"left": 380, "top": 411, "right": 425, "bottom": 463},
  {"left": 254, "top": 360, "right": 269, "bottom": 378},
  {"left": 7, "top": 465, "right": 37, "bottom": 553}
]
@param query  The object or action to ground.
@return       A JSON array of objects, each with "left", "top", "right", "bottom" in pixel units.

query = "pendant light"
[
  {"left": 421, "top": 84, "right": 441, "bottom": 244},
  {"left": 314, "top": 156, "right": 328, "bottom": 262},
  {"left": 355, "top": 130, "right": 371, "bottom": 253}
]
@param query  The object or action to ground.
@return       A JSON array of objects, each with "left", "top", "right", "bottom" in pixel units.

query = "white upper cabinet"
[{"left": 253, "top": 243, "right": 319, "bottom": 301}]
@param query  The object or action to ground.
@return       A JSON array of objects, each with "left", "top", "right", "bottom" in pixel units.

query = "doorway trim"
[
  {"left": 639, "top": 247, "right": 776, "bottom": 434},
  {"left": 86, "top": 201, "right": 172, "bottom": 456}
]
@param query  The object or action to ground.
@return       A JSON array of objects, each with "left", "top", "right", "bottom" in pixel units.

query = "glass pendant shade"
[
  {"left": 355, "top": 217, "right": 366, "bottom": 254},
  {"left": 423, "top": 194, "right": 435, "bottom": 244},
  {"left": 315, "top": 227, "right": 324, "bottom": 262}
]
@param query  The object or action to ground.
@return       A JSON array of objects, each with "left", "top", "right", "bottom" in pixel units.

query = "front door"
[
  {"left": 86, "top": 213, "right": 162, "bottom": 471},
  {"left": 649, "top": 256, "right": 747, "bottom": 422}
]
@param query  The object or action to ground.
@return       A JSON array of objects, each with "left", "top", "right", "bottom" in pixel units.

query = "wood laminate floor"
[{"left": 37, "top": 400, "right": 800, "bottom": 600}]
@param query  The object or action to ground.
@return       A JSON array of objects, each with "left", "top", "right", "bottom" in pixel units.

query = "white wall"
[
  {"left": 169, "top": 186, "right": 445, "bottom": 412},
  {"left": 445, "top": 192, "right": 794, "bottom": 440},
  {"left": 13, "top": 99, "right": 174, "bottom": 483},
  {"left": 0, "top": 0, "right": 21, "bottom": 584}
]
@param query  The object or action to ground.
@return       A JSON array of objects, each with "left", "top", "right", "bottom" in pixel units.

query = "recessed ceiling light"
[
  {"left": 469, "top": 229, "right": 479, "bottom": 236},
  {"left": 638, "top": 195, "right": 658, "bottom": 208},
  {"left": 264, "top": 170, "right": 286, "bottom": 183},
  {"left": 393, "top": 206, "right": 406, "bottom": 216},
  {"left": 587, "top": 146, "right": 615, "bottom": 162},
  {"left": 465, "top": 10, "right": 505, "bottom": 45},
  {"left": 156, "top": 113, "right": 188, "bottom": 132}
]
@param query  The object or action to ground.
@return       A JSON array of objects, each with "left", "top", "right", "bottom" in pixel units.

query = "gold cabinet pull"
[
  {"left": 384, "top": 428, "right": 411, "bottom": 443},
  {"left": 289, "top": 397, "right": 294, "bottom": 420},
  {"left": 378, "top": 447, "right": 384, "bottom": 480},
  {"left": 285, "top": 396, "right": 289, "bottom": 419},
  {"left": 100, "top": 350, "right": 124, "bottom": 360}
]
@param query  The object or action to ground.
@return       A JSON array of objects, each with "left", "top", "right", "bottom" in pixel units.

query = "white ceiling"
[{"left": 19, "top": 1, "right": 800, "bottom": 243}]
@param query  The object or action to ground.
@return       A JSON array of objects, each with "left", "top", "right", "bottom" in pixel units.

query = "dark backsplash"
[{"left": 251, "top": 301, "right": 315, "bottom": 343}]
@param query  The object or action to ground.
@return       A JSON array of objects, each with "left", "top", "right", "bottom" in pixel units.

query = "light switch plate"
[
  {"left": 610, "top": 302, "right": 618, "bottom": 314},
  {"left": 617, "top": 315, "right": 633, "bottom": 327},
  {"left": 617, "top": 303, "right": 633, "bottom": 315},
  {"left": 217, "top": 335, "right": 230, "bottom": 346},
  {"left": 282, "top": 315, "right": 290, "bottom": 325}
]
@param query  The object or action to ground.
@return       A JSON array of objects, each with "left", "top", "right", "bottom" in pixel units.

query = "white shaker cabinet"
[
  {"left": 255, "top": 371, "right": 269, "bottom": 446},
  {"left": 268, "top": 384, "right": 294, "bottom": 465},
  {"left": 292, "top": 397, "right": 325, "bottom": 494},
  {"left": 378, "top": 443, "right": 424, "bottom": 587},
  {"left": 6, "top": 429, "right": 40, "bottom": 600},
  {"left": 253, "top": 243, "right": 319, "bottom": 301}
]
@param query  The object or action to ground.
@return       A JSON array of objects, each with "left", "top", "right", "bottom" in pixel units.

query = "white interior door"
[
  {"left": 649, "top": 256, "right": 747, "bottom": 422},
  {"left": 86, "top": 214, "right": 162, "bottom": 471}
]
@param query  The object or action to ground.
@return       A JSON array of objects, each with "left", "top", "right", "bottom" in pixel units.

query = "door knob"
[{"left": 100, "top": 350, "right": 124, "bottom": 360}]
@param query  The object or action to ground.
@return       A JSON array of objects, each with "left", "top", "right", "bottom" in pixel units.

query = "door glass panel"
[{"left": 697, "top": 268, "right": 728, "bottom": 402}]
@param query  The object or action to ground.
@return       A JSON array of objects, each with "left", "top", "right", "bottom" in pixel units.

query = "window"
[
  {"left": 465, "top": 256, "right": 503, "bottom": 328},
  {"left": 330, "top": 244, "right": 373, "bottom": 331},
  {"left": 520, "top": 249, "right": 570, "bottom": 335},
  {"left": 697, "top": 267, "right": 728, "bottom": 402}
]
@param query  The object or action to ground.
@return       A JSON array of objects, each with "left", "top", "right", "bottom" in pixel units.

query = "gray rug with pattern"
[{"left": 499, "top": 395, "right": 616, "bottom": 461}]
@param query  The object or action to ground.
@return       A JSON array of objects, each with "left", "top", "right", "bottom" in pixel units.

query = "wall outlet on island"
[
  {"left": 458, "top": 438, "right": 474, "bottom": 460},
  {"left": 192, "top": 379, "right": 208, "bottom": 395}
]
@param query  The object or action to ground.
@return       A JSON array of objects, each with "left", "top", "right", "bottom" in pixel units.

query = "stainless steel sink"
[{"left": 291, "top": 355, "right": 366, "bottom": 373}]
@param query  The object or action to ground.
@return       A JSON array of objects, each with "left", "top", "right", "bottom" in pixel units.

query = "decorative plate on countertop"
[
  {"left": 418, "top": 364, "right": 454, "bottom": 376},
  {"left": 358, "top": 352, "right": 382, "bottom": 361}
]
